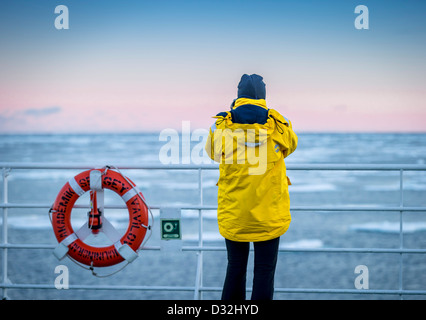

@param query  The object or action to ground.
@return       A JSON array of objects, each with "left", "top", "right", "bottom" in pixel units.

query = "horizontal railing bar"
[
  {"left": 0, "top": 283, "right": 196, "bottom": 292},
  {"left": 1, "top": 282, "right": 425, "bottom": 296},
  {"left": 0, "top": 244, "right": 162, "bottom": 251},
  {"left": 288, "top": 163, "right": 426, "bottom": 171},
  {"left": 199, "top": 286, "right": 426, "bottom": 295},
  {"left": 274, "top": 288, "right": 426, "bottom": 295},
  {"left": 291, "top": 206, "right": 425, "bottom": 212},
  {"left": 1, "top": 162, "right": 426, "bottom": 171},
  {"left": 2, "top": 243, "right": 426, "bottom": 254},
  {"left": 0, "top": 163, "right": 218, "bottom": 170},
  {"left": 1, "top": 203, "right": 425, "bottom": 212},
  {"left": 187, "top": 247, "right": 426, "bottom": 254}
]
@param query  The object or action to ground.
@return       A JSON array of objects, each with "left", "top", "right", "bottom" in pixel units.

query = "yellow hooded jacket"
[{"left": 205, "top": 98, "right": 298, "bottom": 242}]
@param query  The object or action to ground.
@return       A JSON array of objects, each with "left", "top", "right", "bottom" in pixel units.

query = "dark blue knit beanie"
[{"left": 237, "top": 74, "right": 266, "bottom": 100}]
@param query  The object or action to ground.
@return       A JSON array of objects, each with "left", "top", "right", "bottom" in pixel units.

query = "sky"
[{"left": 0, "top": 0, "right": 425, "bottom": 133}]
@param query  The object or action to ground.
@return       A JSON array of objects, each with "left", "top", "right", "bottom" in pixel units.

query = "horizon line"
[{"left": 1, "top": 130, "right": 426, "bottom": 135}]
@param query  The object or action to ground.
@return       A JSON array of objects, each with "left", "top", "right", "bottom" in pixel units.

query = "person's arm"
[
  {"left": 205, "top": 115, "right": 226, "bottom": 163},
  {"left": 205, "top": 121, "right": 216, "bottom": 161},
  {"left": 280, "top": 118, "right": 298, "bottom": 158},
  {"left": 269, "top": 109, "right": 298, "bottom": 158}
]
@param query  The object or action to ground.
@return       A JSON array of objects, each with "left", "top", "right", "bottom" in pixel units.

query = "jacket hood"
[
  {"left": 237, "top": 74, "right": 266, "bottom": 100},
  {"left": 230, "top": 97, "right": 268, "bottom": 125}
]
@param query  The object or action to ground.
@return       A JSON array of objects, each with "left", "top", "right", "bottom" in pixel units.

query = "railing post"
[
  {"left": 1, "top": 168, "right": 10, "bottom": 300},
  {"left": 193, "top": 168, "right": 204, "bottom": 300},
  {"left": 399, "top": 169, "right": 404, "bottom": 299}
]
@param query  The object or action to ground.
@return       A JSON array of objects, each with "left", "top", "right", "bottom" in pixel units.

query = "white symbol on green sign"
[{"left": 161, "top": 219, "right": 181, "bottom": 240}]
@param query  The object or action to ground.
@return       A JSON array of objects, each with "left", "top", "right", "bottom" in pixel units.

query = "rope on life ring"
[{"left": 49, "top": 166, "right": 153, "bottom": 274}]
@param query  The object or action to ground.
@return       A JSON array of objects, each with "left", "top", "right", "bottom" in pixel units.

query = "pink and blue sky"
[{"left": 0, "top": 0, "right": 425, "bottom": 133}]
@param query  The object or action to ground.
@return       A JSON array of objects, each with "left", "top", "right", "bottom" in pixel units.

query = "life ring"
[{"left": 50, "top": 168, "right": 150, "bottom": 267}]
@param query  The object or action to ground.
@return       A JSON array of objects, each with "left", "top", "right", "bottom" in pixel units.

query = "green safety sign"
[{"left": 161, "top": 219, "right": 181, "bottom": 240}]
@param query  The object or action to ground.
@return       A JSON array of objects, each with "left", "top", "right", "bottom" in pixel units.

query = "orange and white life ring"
[{"left": 50, "top": 167, "right": 150, "bottom": 268}]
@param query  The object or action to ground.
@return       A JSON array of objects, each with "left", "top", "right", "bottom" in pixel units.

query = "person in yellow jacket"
[{"left": 205, "top": 74, "right": 298, "bottom": 300}]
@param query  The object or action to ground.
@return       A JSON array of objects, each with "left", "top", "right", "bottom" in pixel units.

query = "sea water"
[{"left": 0, "top": 133, "right": 426, "bottom": 300}]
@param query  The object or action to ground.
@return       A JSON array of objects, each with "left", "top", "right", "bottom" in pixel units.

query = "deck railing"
[{"left": 1, "top": 162, "right": 426, "bottom": 299}]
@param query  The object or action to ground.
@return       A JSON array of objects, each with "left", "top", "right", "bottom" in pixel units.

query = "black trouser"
[{"left": 221, "top": 237, "right": 280, "bottom": 300}]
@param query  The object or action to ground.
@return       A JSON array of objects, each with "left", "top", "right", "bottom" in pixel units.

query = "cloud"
[
  {"left": 0, "top": 106, "right": 64, "bottom": 133},
  {"left": 23, "top": 106, "right": 62, "bottom": 117}
]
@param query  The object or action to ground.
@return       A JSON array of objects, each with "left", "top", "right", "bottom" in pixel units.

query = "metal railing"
[{"left": 1, "top": 162, "right": 426, "bottom": 299}]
